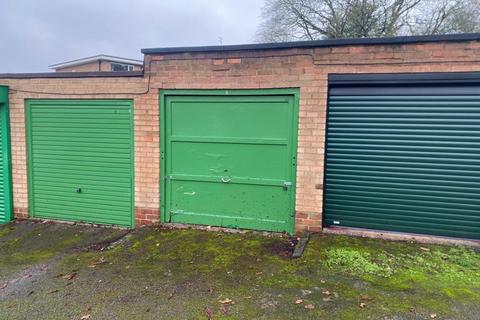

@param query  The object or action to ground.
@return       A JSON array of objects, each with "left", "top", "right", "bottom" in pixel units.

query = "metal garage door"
[
  {"left": 0, "top": 86, "right": 12, "bottom": 224},
  {"left": 324, "top": 74, "right": 480, "bottom": 239},
  {"left": 26, "top": 100, "right": 134, "bottom": 227},
  {"left": 161, "top": 90, "right": 298, "bottom": 234}
]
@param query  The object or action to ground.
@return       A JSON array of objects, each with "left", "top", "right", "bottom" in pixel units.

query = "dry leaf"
[
  {"left": 220, "top": 304, "right": 230, "bottom": 315},
  {"left": 168, "top": 289, "right": 176, "bottom": 300},
  {"left": 255, "top": 272, "right": 263, "bottom": 276},
  {"left": 88, "top": 257, "right": 108, "bottom": 268},
  {"left": 219, "top": 298, "right": 234, "bottom": 305},
  {"left": 304, "top": 304, "right": 315, "bottom": 310},
  {"left": 420, "top": 247, "right": 430, "bottom": 252},
  {"left": 205, "top": 306, "right": 213, "bottom": 319},
  {"left": 80, "top": 315, "right": 90, "bottom": 320},
  {"left": 0, "top": 283, "right": 7, "bottom": 289},
  {"left": 295, "top": 299, "right": 304, "bottom": 304},
  {"left": 360, "top": 294, "right": 373, "bottom": 301},
  {"left": 430, "top": 314, "right": 437, "bottom": 319},
  {"left": 359, "top": 303, "right": 367, "bottom": 309},
  {"left": 62, "top": 273, "right": 77, "bottom": 281},
  {"left": 322, "top": 290, "right": 331, "bottom": 295}
]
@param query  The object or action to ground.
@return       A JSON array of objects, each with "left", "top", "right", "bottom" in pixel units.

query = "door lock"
[{"left": 283, "top": 182, "right": 292, "bottom": 191}]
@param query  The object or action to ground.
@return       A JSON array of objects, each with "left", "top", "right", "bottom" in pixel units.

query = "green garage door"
[
  {"left": 162, "top": 90, "right": 298, "bottom": 234},
  {"left": 0, "top": 86, "right": 12, "bottom": 224},
  {"left": 325, "top": 81, "right": 480, "bottom": 239},
  {"left": 27, "top": 100, "right": 134, "bottom": 227}
]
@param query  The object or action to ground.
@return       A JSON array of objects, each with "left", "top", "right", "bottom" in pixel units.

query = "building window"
[{"left": 111, "top": 63, "right": 134, "bottom": 72}]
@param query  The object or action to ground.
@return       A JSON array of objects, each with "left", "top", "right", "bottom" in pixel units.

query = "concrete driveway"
[{"left": 0, "top": 221, "right": 479, "bottom": 320}]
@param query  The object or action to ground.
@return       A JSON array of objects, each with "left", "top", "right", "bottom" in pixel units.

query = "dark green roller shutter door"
[
  {"left": 325, "top": 86, "right": 480, "bottom": 239},
  {"left": 0, "top": 86, "right": 12, "bottom": 224},
  {"left": 27, "top": 100, "right": 134, "bottom": 227}
]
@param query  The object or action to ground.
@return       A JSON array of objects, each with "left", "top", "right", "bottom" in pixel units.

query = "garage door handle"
[
  {"left": 283, "top": 182, "right": 292, "bottom": 191},
  {"left": 221, "top": 177, "right": 231, "bottom": 183}
]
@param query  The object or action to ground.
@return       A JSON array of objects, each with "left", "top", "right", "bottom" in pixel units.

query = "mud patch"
[
  {"left": 262, "top": 237, "right": 298, "bottom": 258},
  {"left": 73, "top": 231, "right": 131, "bottom": 252}
]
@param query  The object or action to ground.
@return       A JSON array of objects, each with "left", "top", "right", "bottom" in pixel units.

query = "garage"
[
  {"left": 0, "top": 86, "right": 12, "bottom": 224},
  {"left": 161, "top": 90, "right": 298, "bottom": 234},
  {"left": 324, "top": 73, "right": 480, "bottom": 239},
  {"left": 26, "top": 100, "right": 134, "bottom": 227}
]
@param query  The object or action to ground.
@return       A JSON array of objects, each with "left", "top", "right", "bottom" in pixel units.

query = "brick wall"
[
  {"left": 0, "top": 76, "right": 160, "bottom": 226},
  {"left": 144, "top": 40, "right": 480, "bottom": 232},
  {"left": 2, "top": 39, "right": 480, "bottom": 232}
]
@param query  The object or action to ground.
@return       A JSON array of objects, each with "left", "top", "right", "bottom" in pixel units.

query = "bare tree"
[
  {"left": 409, "top": 0, "right": 480, "bottom": 35},
  {"left": 256, "top": 0, "right": 480, "bottom": 41}
]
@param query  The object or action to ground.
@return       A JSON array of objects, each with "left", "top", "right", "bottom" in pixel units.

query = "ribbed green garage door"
[
  {"left": 162, "top": 90, "right": 298, "bottom": 234},
  {"left": 0, "top": 86, "right": 12, "bottom": 224},
  {"left": 325, "top": 83, "right": 480, "bottom": 239},
  {"left": 27, "top": 100, "right": 134, "bottom": 227}
]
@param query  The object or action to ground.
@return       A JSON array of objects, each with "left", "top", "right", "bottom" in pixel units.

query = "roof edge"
[
  {"left": 0, "top": 71, "right": 144, "bottom": 79},
  {"left": 142, "top": 33, "right": 480, "bottom": 55}
]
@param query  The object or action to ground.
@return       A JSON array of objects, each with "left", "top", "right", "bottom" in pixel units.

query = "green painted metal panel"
[
  {"left": 325, "top": 94, "right": 480, "bottom": 239},
  {"left": 0, "top": 86, "right": 13, "bottom": 224},
  {"left": 26, "top": 100, "right": 134, "bottom": 227},
  {"left": 161, "top": 90, "right": 299, "bottom": 234}
]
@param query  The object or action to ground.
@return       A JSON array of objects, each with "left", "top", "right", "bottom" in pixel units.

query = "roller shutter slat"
[{"left": 325, "top": 93, "right": 480, "bottom": 239}]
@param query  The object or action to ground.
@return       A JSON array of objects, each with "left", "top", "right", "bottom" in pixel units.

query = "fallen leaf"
[
  {"left": 295, "top": 299, "right": 304, "bottom": 304},
  {"left": 219, "top": 298, "right": 234, "bottom": 305},
  {"left": 430, "top": 314, "right": 437, "bottom": 319},
  {"left": 420, "top": 247, "right": 431, "bottom": 252},
  {"left": 62, "top": 273, "right": 77, "bottom": 281},
  {"left": 304, "top": 304, "right": 315, "bottom": 310},
  {"left": 205, "top": 306, "right": 213, "bottom": 319},
  {"left": 88, "top": 257, "right": 108, "bottom": 268},
  {"left": 167, "top": 289, "right": 176, "bottom": 300},
  {"left": 322, "top": 290, "right": 331, "bottom": 295},
  {"left": 359, "top": 303, "right": 367, "bottom": 309},
  {"left": 80, "top": 315, "right": 91, "bottom": 320},
  {"left": 360, "top": 294, "right": 373, "bottom": 301},
  {"left": 220, "top": 304, "right": 229, "bottom": 315},
  {"left": 0, "top": 283, "right": 7, "bottom": 289},
  {"left": 256, "top": 272, "right": 263, "bottom": 276}
]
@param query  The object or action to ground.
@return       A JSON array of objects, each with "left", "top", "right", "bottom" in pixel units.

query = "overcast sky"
[{"left": 0, "top": 0, "right": 264, "bottom": 73}]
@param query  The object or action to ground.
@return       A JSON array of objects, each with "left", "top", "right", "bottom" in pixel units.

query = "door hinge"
[{"left": 283, "top": 181, "right": 292, "bottom": 191}]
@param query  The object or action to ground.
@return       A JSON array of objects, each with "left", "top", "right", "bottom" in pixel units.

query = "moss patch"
[{"left": 1, "top": 224, "right": 479, "bottom": 319}]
